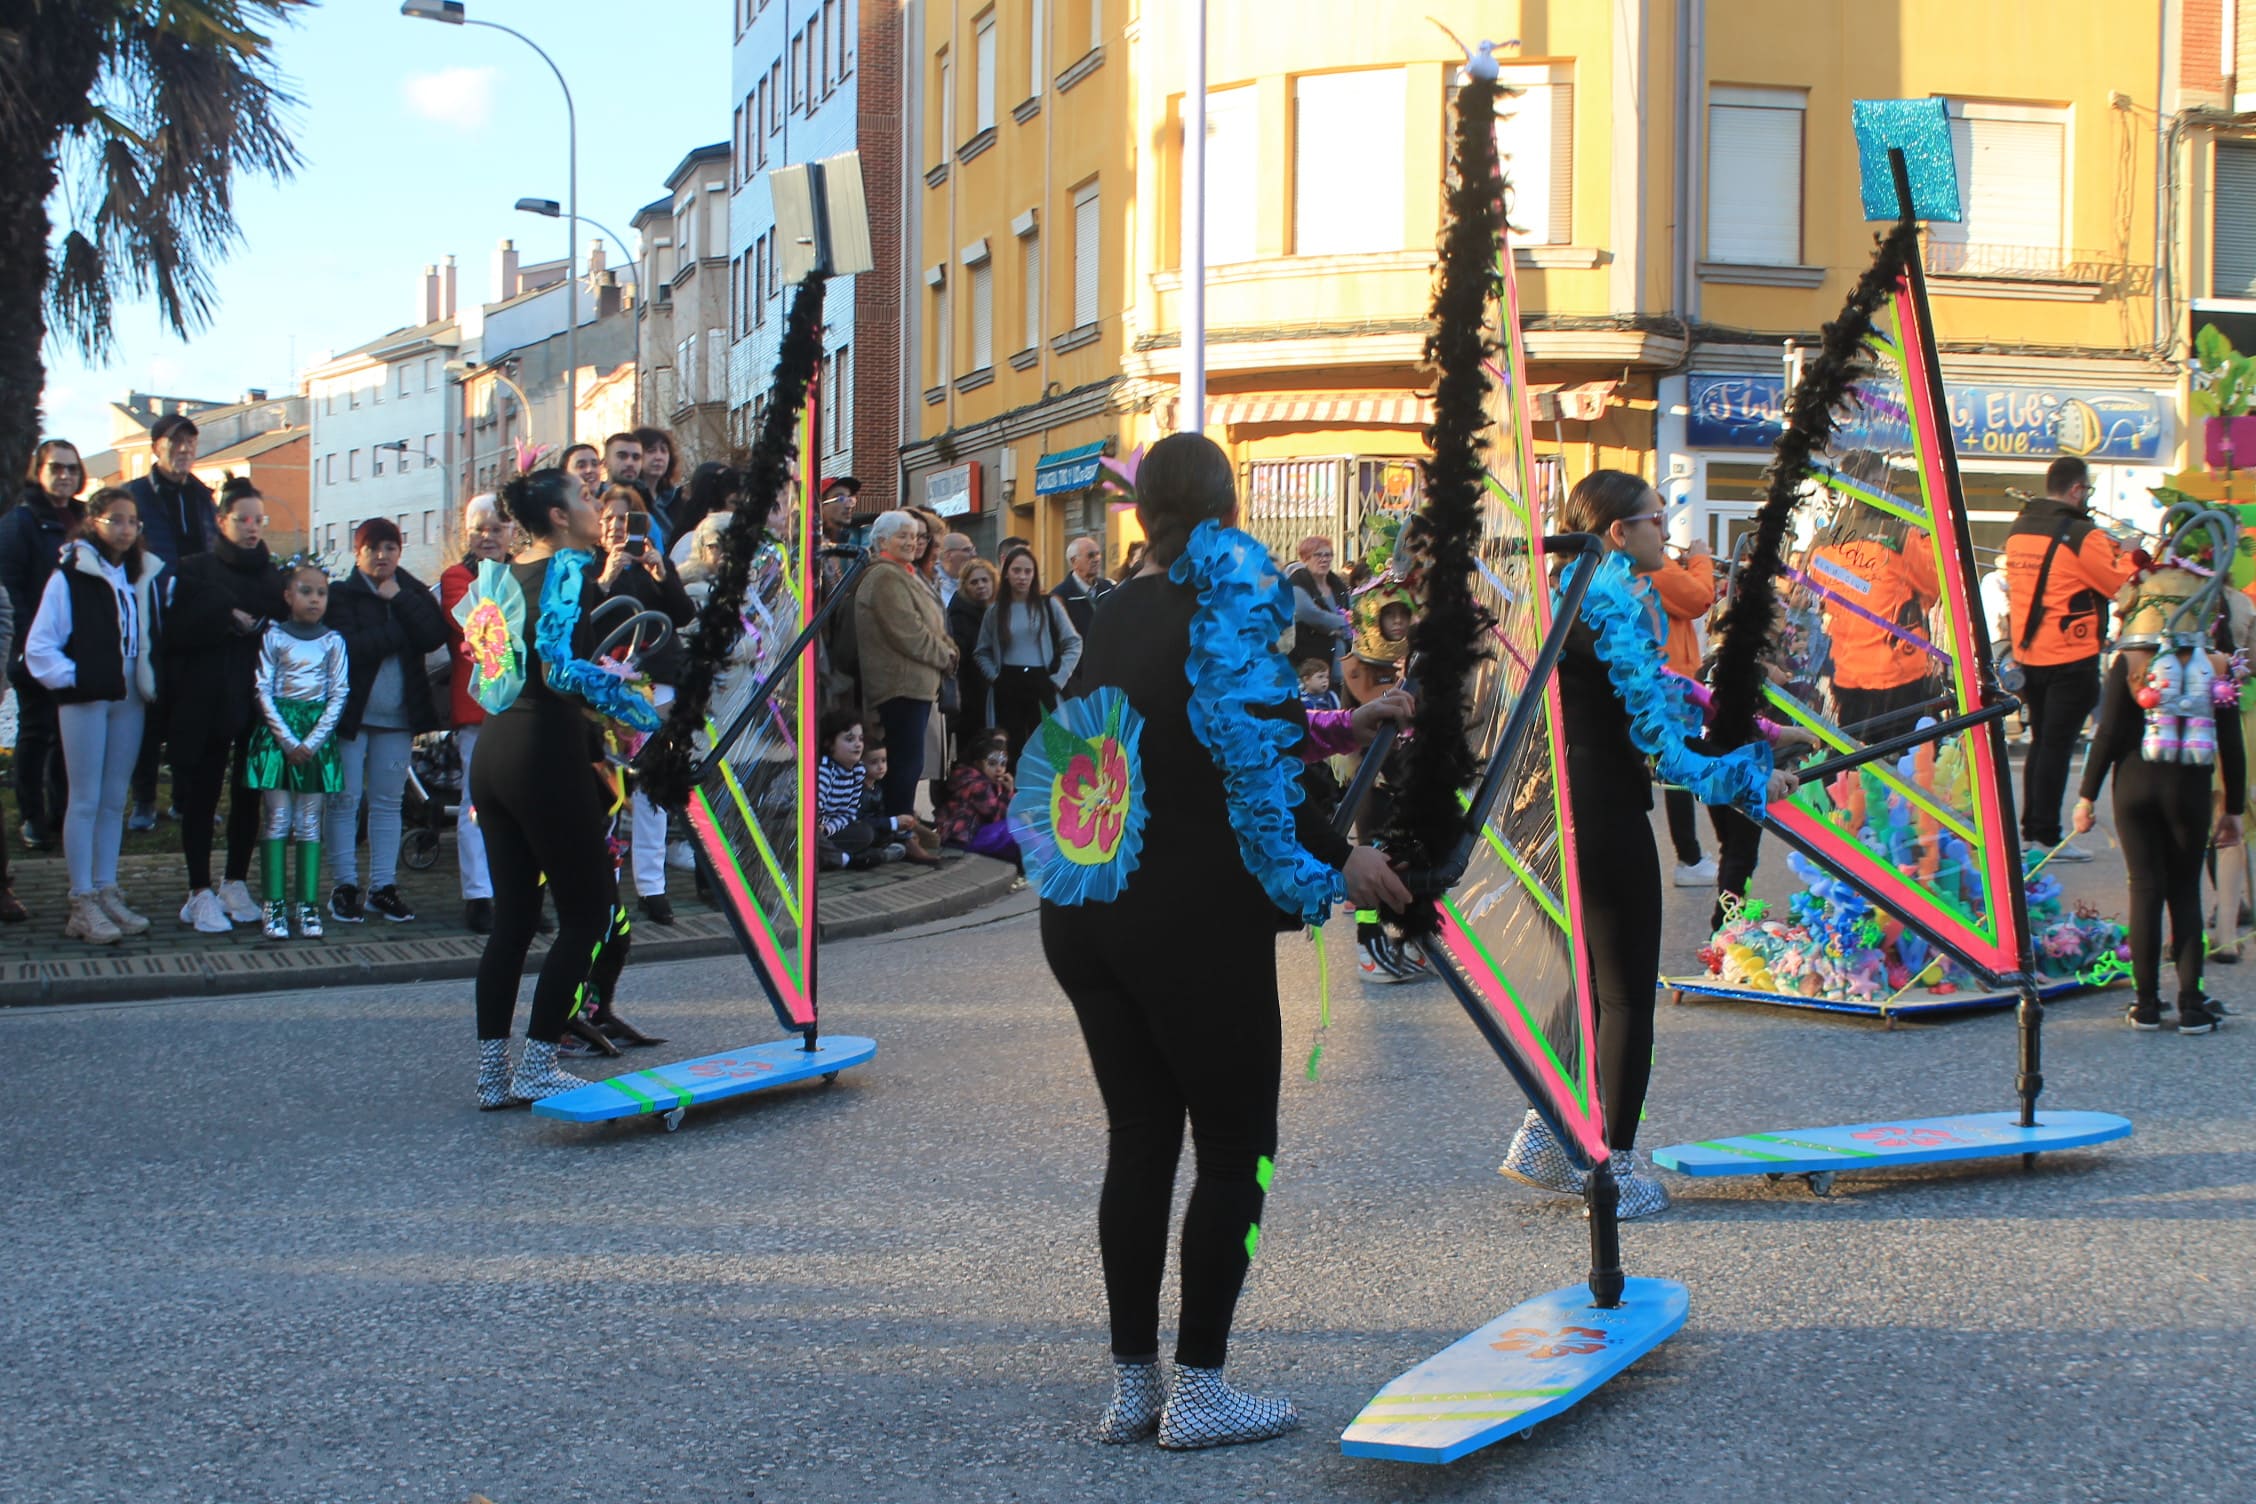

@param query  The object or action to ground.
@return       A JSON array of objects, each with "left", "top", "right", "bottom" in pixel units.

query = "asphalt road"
[{"left": 3, "top": 809, "right": 2251, "bottom": 1504}]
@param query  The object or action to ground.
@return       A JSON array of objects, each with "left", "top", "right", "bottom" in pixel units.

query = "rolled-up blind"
[
  {"left": 1706, "top": 94, "right": 1803, "bottom": 266},
  {"left": 2215, "top": 141, "right": 2256, "bottom": 296}
]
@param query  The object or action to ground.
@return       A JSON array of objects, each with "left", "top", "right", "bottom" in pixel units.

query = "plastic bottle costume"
[{"left": 244, "top": 621, "right": 349, "bottom": 939}]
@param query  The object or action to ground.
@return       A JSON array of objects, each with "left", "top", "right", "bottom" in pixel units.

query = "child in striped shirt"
[{"left": 817, "top": 708, "right": 904, "bottom": 870}]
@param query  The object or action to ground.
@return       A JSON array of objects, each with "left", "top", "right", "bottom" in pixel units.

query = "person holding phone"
[{"left": 597, "top": 483, "right": 697, "bottom": 924}]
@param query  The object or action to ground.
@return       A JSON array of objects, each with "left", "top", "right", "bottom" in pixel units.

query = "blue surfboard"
[
  {"left": 1652, "top": 1108, "right": 2130, "bottom": 1189},
  {"left": 1340, "top": 1277, "right": 1688, "bottom": 1464},
  {"left": 530, "top": 1035, "right": 877, "bottom": 1128},
  {"left": 1662, "top": 974, "right": 2095, "bottom": 1021}
]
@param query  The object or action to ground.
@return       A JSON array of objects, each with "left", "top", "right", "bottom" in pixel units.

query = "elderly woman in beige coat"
[{"left": 854, "top": 508, "right": 958, "bottom": 820}]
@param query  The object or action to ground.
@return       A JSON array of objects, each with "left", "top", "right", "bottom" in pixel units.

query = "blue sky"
[{"left": 40, "top": 0, "right": 732, "bottom": 450}]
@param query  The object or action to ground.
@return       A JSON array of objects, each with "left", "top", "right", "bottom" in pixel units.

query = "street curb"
[{"left": 0, "top": 856, "right": 1021, "bottom": 1007}]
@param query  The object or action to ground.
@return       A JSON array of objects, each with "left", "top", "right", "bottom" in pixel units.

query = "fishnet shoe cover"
[
  {"left": 1095, "top": 1359, "right": 1163, "bottom": 1443},
  {"left": 508, "top": 1039, "right": 588, "bottom": 1102},
  {"left": 1157, "top": 1364, "right": 1301, "bottom": 1450},
  {"left": 1611, "top": 1150, "right": 1672, "bottom": 1220},
  {"left": 1499, "top": 1109, "right": 1587, "bottom": 1196},
  {"left": 477, "top": 1040, "right": 514, "bottom": 1110}
]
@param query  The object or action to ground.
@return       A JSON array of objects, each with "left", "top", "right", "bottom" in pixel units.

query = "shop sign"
[
  {"left": 1687, "top": 373, "right": 2170, "bottom": 462},
  {"left": 1035, "top": 441, "right": 1106, "bottom": 495},
  {"left": 925, "top": 460, "right": 981, "bottom": 517}
]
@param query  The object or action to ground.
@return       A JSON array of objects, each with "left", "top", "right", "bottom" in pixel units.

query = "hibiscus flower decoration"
[
  {"left": 450, "top": 559, "right": 527, "bottom": 716},
  {"left": 1007, "top": 687, "right": 1148, "bottom": 905}
]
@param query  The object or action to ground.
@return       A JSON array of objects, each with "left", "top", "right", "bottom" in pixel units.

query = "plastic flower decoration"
[
  {"left": 451, "top": 558, "right": 527, "bottom": 716},
  {"left": 1008, "top": 687, "right": 1148, "bottom": 904}
]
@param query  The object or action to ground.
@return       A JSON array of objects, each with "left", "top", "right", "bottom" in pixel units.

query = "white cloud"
[{"left": 403, "top": 66, "right": 497, "bottom": 130}]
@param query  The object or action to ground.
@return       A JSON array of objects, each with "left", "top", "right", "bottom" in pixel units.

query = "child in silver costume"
[{"left": 245, "top": 562, "right": 349, "bottom": 939}]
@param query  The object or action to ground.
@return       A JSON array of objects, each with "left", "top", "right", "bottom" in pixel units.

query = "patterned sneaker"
[
  {"left": 261, "top": 901, "right": 290, "bottom": 941},
  {"left": 1157, "top": 1364, "right": 1300, "bottom": 1451},
  {"left": 1610, "top": 1150, "right": 1673, "bottom": 1220},
  {"left": 1095, "top": 1359, "right": 1164, "bottom": 1444},
  {"left": 476, "top": 1040, "right": 514, "bottom": 1110},
  {"left": 1498, "top": 1109, "right": 1587, "bottom": 1196},
  {"left": 329, "top": 882, "right": 365, "bottom": 924},
  {"left": 508, "top": 1039, "right": 589, "bottom": 1102},
  {"left": 1359, "top": 933, "right": 1429, "bottom": 985},
  {"left": 296, "top": 902, "right": 325, "bottom": 940},
  {"left": 366, "top": 884, "right": 415, "bottom": 923},
  {"left": 216, "top": 879, "right": 262, "bottom": 924}
]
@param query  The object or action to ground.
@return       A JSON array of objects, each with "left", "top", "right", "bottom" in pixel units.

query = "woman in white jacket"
[{"left": 24, "top": 487, "right": 163, "bottom": 944}]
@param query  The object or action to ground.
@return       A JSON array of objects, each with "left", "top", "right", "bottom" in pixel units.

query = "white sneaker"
[
  {"left": 2049, "top": 841, "right": 2095, "bottom": 863},
  {"left": 1672, "top": 857, "right": 1719, "bottom": 887},
  {"left": 216, "top": 879, "right": 261, "bottom": 924},
  {"left": 666, "top": 839, "right": 698, "bottom": 872},
  {"left": 179, "top": 888, "right": 232, "bottom": 934}
]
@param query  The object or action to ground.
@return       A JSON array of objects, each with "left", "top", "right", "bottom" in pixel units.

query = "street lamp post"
[
  {"left": 517, "top": 198, "right": 640, "bottom": 428},
  {"left": 402, "top": 0, "right": 580, "bottom": 442}
]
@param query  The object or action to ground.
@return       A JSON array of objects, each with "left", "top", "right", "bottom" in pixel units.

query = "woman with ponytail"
[
  {"left": 1038, "top": 432, "right": 1410, "bottom": 1451},
  {"left": 1494, "top": 470, "right": 1796, "bottom": 1218},
  {"left": 469, "top": 469, "right": 660, "bottom": 1109}
]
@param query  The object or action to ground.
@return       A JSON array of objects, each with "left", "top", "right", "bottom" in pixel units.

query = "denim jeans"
[{"left": 324, "top": 727, "right": 414, "bottom": 890}]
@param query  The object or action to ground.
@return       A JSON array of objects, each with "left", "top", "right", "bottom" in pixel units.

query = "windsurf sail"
[
  {"left": 683, "top": 361, "right": 831, "bottom": 1038},
  {"left": 1718, "top": 141, "right": 2030, "bottom": 987}
]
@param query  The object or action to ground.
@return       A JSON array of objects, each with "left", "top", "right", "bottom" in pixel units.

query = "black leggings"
[
  {"left": 1572, "top": 785, "right": 1663, "bottom": 1150},
  {"left": 2113, "top": 758, "right": 2212, "bottom": 1007},
  {"left": 1042, "top": 890, "right": 1279, "bottom": 1370},
  {"left": 1707, "top": 806, "right": 1765, "bottom": 932},
  {"left": 173, "top": 725, "right": 257, "bottom": 891},
  {"left": 991, "top": 666, "right": 1053, "bottom": 765},
  {"left": 1663, "top": 787, "right": 1702, "bottom": 865},
  {"left": 471, "top": 711, "right": 626, "bottom": 1043}
]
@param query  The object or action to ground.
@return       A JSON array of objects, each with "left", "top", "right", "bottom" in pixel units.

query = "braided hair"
[{"left": 1134, "top": 432, "right": 1236, "bottom": 569}]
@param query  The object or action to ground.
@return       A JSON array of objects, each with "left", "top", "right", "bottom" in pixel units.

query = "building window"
[
  {"left": 967, "top": 249, "right": 994, "bottom": 372},
  {"left": 1706, "top": 84, "right": 1803, "bottom": 266},
  {"left": 934, "top": 48, "right": 953, "bottom": 160},
  {"left": 1202, "top": 84, "right": 1258, "bottom": 265},
  {"left": 2215, "top": 141, "right": 2256, "bottom": 296},
  {"left": 348, "top": 449, "right": 360, "bottom": 481},
  {"left": 974, "top": 11, "right": 998, "bottom": 134},
  {"left": 422, "top": 511, "right": 437, "bottom": 546},
  {"left": 818, "top": 2, "right": 831, "bottom": 94},
  {"left": 349, "top": 384, "right": 360, "bottom": 410},
  {"left": 1073, "top": 181, "right": 1100, "bottom": 329},
  {"left": 324, "top": 453, "right": 336, "bottom": 484},
  {"left": 1088, "top": 0, "right": 1101, "bottom": 51},
  {"left": 372, "top": 445, "right": 385, "bottom": 477},
  {"left": 836, "top": 342, "right": 852, "bottom": 450},
  {"left": 423, "top": 433, "right": 437, "bottom": 469},
  {"left": 931, "top": 274, "right": 950, "bottom": 386},
  {"left": 1929, "top": 100, "right": 2068, "bottom": 277},
  {"left": 767, "top": 62, "right": 781, "bottom": 136},
  {"left": 791, "top": 33, "right": 805, "bottom": 111},
  {"left": 1028, "top": 0, "right": 1044, "bottom": 98},
  {"left": 1294, "top": 69, "right": 1406, "bottom": 255},
  {"left": 1021, "top": 226, "right": 1042, "bottom": 350},
  {"left": 398, "top": 365, "right": 411, "bottom": 397},
  {"left": 423, "top": 356, "right": 437, "bottom": 387},
  {"left": 824, "top": 352, "right": 840, "bottom": 453},
  {"left": 1492, "top": 65, "right": 1575, "bottom": 247}
]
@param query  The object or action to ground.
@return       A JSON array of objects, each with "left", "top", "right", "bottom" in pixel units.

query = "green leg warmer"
[
  {"left": 296, "top": 839, "right": 323, "bottom": 909},
  {"left": 263, "top": 838, "right": 289, "bottom": 904}
]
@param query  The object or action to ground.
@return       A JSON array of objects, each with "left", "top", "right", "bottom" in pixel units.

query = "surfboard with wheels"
[
  {"left": 1341, "top": 1277, "right": 1687, "bottom": 1463},
  {"left": 1661, "top": 973, "right": 2097, "bottom": 1023},
  {"left": 531, "top": 1035, "right": 876, "bottom": 1130},
  {"left": 1651, "top": 1108, "right": 2130, "bottom": 1195}
]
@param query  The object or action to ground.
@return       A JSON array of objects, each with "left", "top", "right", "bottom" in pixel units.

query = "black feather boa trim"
[
  {"left": 639, "top": 274, "right": 828, "bottom": 809},
  {"left": 1705, "top": 218, "right": 1919, "bottom": 749},
  {"left": 1383, "top": 73, "right": 1502, "bottom": 933}
]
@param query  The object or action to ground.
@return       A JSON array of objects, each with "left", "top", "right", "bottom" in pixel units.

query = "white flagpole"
[{"left": 1181, "top": 0, "right": 1206, "bottom": 434}]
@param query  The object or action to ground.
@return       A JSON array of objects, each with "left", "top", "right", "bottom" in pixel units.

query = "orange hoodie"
[
  {"left": 1641, "top": 551, "right": 1716, "bottom": 676},
  {"left": 1805, "top": 529, "right": 1941, "bottom": 691}
]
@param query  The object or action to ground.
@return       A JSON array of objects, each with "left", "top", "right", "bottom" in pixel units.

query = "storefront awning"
[{"left": 1166, "top": 381, "right": 1615, "bottom": 431}]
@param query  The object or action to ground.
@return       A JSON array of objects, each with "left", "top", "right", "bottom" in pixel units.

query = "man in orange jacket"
[
  {"left": 2003, "top": 455, "right": 2136, "bottom": 859},
  {"left": 1643, "top": 538, "right": 1719, "bottom": 886}
]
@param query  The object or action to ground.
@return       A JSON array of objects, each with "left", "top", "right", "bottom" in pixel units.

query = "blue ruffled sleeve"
[
  {"left": 536, "top": 550, "right": 662, "bottom": 733},
  {"left": 1171, "top": 521, "right": 1349, "bottom": 925},
  {"left": 1566, "top": 553, "right": 1773, "bottom": 819}
]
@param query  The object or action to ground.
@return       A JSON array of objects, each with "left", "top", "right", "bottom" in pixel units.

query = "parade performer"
[
  {"left": 1496, "top": 470, "right": 1793, "bottom": 1217},
  {"left": 2075, "top": 530, "right": 2246, "bottom": 1035},
  {"left": 244, "top": 559, "right": 348, "bottom": 940},
  {"left": 1024, "top": 431, "right": 1411, "bottom": 1451},
  {"left": 470, "top": 468, "right": 663, "bottom": 1108}
]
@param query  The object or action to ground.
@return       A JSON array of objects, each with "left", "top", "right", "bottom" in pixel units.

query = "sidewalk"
[{"left": 0, "top": 821, "right": 1020, "bottom": 1005}]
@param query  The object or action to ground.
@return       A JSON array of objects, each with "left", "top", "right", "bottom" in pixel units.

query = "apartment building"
[{"left": 633, "top": 142, "right": 734, "bottom": 465}]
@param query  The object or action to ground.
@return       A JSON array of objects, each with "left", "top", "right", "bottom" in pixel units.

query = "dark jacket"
[
  {"left": 600, "top": 549, "right": 698, "bottom": 684},
  {"left": 323, "top": 566, "right": 450, "bottom": 739},
  {"left": 127, "top": 468, "right": 217, "bottom": 566},
  {"left": 946, "top": 589, "right": 991, "bottom": 734},
  {"left": 1050, "top": 572, "right": 1114, "bottom": 638},
  {"left": 0, "top": 487, "right": 81, "bottom": 680},
  {"left": 1286, "top": 564, "right": 1351, "bottom": 668},
  {"left": 163, "top": 536, "right": 283, "bottom": 747}
]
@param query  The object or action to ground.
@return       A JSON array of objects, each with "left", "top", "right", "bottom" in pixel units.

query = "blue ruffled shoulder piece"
[
  {"left": 536, "top": 550, "right": 661, "bottom": 733},
  {"left": 1565, "top": 552, "right": 1773, "bottom": 819},
  {"left": 1171, "top": 520, "right": 1347, "bottom": 925}
]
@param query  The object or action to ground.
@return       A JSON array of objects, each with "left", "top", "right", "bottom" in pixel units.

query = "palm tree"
[{"left": 0, "top": 1, "right": 309, "bottom": 482}]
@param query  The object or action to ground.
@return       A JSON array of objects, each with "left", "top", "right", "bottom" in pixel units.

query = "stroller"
[{"left": 398, "top": 729, "right": 463, "bottom": 872}]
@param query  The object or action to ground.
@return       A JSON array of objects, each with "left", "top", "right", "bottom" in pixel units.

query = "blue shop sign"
[
  {"left": 1687, "top": 373, "right": 2169, "bottom": 463},
  {"left": 1035, "top": 441, "right": 1107, "bottom": 495}
]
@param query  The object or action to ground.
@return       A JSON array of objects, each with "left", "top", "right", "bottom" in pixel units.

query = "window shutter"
[
  {"left": 970, "top": 261, "right": 994, "bottom": 370},
  {"left": 976, "top": 19, "right": 997, "bottom": 131},
  {"left": 1295, "top": 69, "right": 1407, "bottom": 255},
  {"left": 1023, "top": 230, "right": 1042, "bottom": 348},
  {"left": 1931, "top": 114, "right": 2065, "bottom": 273},
  {"left": 1706, "top": 99, "right": 1804, "bottom": 265},
  {"left": 2217, "top": 143, "right": 2256, "bottom": 295},
  {"left": 1492, "top": 74, "right": 1572, "bottom": 246},
  {"left": 1074, "top": 187, "right": 1100, "bottom": 328},
  {"left": 1203, "top": 85, "right": 1259, "bottom": 264}
]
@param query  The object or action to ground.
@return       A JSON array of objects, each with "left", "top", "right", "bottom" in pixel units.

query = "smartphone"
[{"left": 624, "top": 535, "right": 648, "bottom": 558}]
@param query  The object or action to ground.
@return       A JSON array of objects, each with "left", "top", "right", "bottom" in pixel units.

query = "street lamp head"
[
  {"left": 400, "top": 0, "right": 466, "bottom": 22},
  {"left": 514, "top": 198, "right": 563, "bottom": 218}
]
